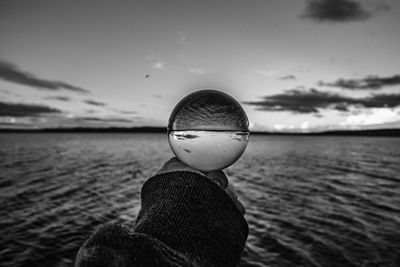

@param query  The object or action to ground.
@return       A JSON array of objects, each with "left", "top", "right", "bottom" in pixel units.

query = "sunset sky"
[{"left": 0, "top": 0, "right": 399, "bottom": 131}]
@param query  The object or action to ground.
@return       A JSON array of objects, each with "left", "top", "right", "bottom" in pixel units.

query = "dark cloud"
[
  {"left": 302, "top": 0, "right": 371, "bottom": 22},
  {"left": 44, "top": 96, "right": 70, "bottom": 101},
  {"left": 0, "top": 59, "right": 89, "bottom": 93},
  {"left": 364, "top": 93, "right": 400, "bottom": 108},
  {"left": 0, "top": 88, "right": 20, "bottom": 97},
  {"left": 279, "top": 75, "right": 296, "bottom": 80},
  {"left": 0, "top": 101, "right": 61, "bottom": 117},
  {"left": 75, "top": 117, "right": 133, "bottom": 123},
  {"left": 319, "top": 75, "right": 400, "bottom": 90},
  {"left": 108, "top": 107, "right": 137, "bottom": 115},
  {"left": 373, "top": 2, "right": 390, "bottom": 13},
  {"left": 313, "top": 113, "right": 324, "bottom": 118},
  {"left": 118, "top": 110, "right": 137, "bottom": 115},
  {"left": 243, "top": 88, "right": 400, "bottom": 113},
  {"left": 0, "top": 88, "right": 11, "bottom": 94},
  {"left": 84, "top": 100, "right": 106, "bottom": 106},
  {"left": 85, "top": 109, "right": 97, "bottom": 114},
  {"left": 0, "top": 122, "right": 32, "bottom": 127}
]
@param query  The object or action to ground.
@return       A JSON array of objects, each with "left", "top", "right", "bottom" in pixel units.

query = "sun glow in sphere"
[{"left": 167, "top": 89, "right": 250, "bottom": 172}]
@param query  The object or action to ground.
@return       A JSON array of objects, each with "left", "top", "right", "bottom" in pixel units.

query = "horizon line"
[{"left": 0, "top": 126, "right": 399, "bottom": 136}]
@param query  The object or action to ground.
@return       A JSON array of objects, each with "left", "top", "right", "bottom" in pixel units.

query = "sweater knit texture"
[{"left": 75, "top": 171, "right": 249, "bottom": 267}]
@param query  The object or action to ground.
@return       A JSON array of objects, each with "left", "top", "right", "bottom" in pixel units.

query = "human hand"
[
  {"left": 156, "top": 157, "right": 204, "bottom": 176},
  {"left": 206, "top": 170, "right": 245, "bottom": 215},
  {"left": 157, "top": 157, "right": 246, "bottom": 215}
]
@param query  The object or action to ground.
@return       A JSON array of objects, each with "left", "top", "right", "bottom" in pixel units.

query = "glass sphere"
[{"left": 167, "top": 89, "right": 249, "bottom": 172}]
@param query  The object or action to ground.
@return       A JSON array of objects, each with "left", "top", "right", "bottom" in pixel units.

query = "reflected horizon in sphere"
[{"left": 168, "top": 89, "right": 249, "bottom": 172}]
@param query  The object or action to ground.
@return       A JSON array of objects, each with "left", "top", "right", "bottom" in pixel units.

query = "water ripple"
[{"left": 1, "top": 134, "right": 400, "bottom": 266}]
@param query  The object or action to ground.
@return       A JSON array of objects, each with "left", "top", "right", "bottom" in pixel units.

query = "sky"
[{"left": 0, "top": 0, "right": 399, "bottom": 131}]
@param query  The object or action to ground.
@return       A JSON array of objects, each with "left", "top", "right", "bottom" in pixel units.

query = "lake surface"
[{"left": 1, "top": 133, "right": 399, "bottom": 267}]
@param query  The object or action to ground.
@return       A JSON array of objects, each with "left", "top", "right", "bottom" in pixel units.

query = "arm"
[{"left": 75, "top": 160, "right": 248, "bottom": 267}]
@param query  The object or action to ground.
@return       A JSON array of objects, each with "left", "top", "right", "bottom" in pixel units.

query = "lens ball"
[{"left": 168, "top": 89, "right": 249, "bottom": 172}]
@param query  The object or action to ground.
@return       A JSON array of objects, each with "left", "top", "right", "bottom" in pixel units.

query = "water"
[
  {"left": 1, "top": 133, "right": 399, "bottom": 267},
  {"left": 168, "top": 130, "right": 249, "bottom": 172}
]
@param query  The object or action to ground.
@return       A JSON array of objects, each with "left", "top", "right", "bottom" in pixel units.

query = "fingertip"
[
  {"left": 166, "top": 157, "right": 180, "bottom": 164},
  {"left": 206, "top": 171, "right": 228, "bottom": 189},
  {"left": 236, "top": 199, "right": 246, "bottom": 215}
]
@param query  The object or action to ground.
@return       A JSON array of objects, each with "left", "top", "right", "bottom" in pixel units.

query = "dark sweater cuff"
[
  {"left": 134, "top": 171, "right": 249, "bottom": 267},
  {"left": 74, "top": 223, "right": 194, "bottom": 267}
]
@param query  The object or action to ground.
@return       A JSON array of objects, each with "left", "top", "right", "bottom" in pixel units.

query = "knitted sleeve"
[
  {"left": 134, "top": 171, "right": 249, "bottom": 266},
  {"left": 75, "top": 171, "right": 248, "bottom": 267}
]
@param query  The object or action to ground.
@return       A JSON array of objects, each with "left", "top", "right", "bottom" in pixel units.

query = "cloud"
[
  {"left": 151, "top": 94, "right": 162, "bottom": 99},
  {"left": 178, "top": 31, "right": 187, "bottom": 44},
  {"left": 0, "top": 101, "right": 61, "bottom": 117},
  {"left": 300, "top": 121, "right": 310, "bottom": 129},
  {"left": 0, "top": 88, "right": 11, "bottom": 94},
  {"left": 152, "top": 62, "right": 165, "bottom": 70},
  {"left": 255, "top": 70, "right": 278, "bottom": 77},
  {"left": 363, "top": 93, "right": 400, "bottom": 108},
  {"left": 319, "top": 74, "right": 400, "bottom": 90},
  {"left": 75, "top": 117, "right": 133, "bottom": 123},
  {"left": 44, "top": 96, "right": 70, "bottom": 101},
  {"left": 340, "top": 108, "right": 399, "bottom": 126},
  {"left": 0, "top": 121, "right": 32, "bottom": 127},
  {"left": 108, "top": 107, "right": 137, "bottom": 115},
  {"left": 117, "top": 110, "right": 137, "bottom": 115},
  {"left": 279, "top": 75, "right": 296, "bottom": 80},
  {"left": 0, "top": 59, "right": 89, "bottom": 93},
  {"left": 0, "top": 88, "right": 20, "bottom": 97},
  {"left": 302, "top": 0, "right": 371, "bottom": 22},
  {"left": 84, "top": 100, "right": 106, "bottom": 106},
  {"left": 243, "top": 88, "right": 400, "bottom": 113},
  {"left": 189, "top": 68, "right": 205, "bottom": 75}
]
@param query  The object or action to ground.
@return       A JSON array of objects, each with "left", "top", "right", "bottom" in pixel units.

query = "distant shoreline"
[{"left": 0, "top": 127, "right": 399, "bottom": 136}]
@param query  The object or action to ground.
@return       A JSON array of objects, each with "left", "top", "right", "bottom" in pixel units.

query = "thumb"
[{"left": 206, "top": 170, "right": 229, "bottom": 189}]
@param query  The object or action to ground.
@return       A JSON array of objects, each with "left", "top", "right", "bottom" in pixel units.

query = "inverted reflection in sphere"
[{"left": 167, "top": 89, "right": 249, "bottom": 172}]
